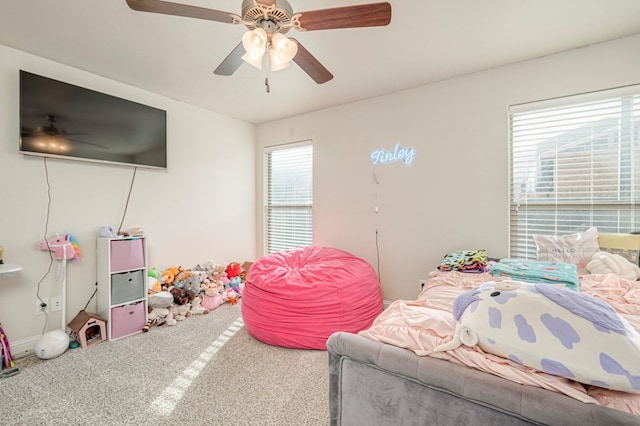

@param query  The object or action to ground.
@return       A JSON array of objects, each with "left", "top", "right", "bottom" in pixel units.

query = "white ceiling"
[{"left": 1, "top": 1, "right": 640, "bottom": 124}]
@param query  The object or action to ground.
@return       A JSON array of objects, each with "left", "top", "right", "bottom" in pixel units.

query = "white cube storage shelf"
[{"left": 97, "top": 237, "right": 148, "bottom": 341}]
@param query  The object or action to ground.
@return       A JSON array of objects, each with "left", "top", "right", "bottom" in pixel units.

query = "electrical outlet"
[
  {"left": 35, "top": 299, "right": 48, "bottom": 316},
  {"left": 51, "top": 296, "right": 63, "bottom": 312}
]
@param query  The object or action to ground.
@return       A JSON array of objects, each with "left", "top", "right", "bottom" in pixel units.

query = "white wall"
[
  {"left": 257, "top": 34, "right": 640, "bottom": 302},
  {"left": 0, "top": 45, "right": 256, "bottom": 353}
]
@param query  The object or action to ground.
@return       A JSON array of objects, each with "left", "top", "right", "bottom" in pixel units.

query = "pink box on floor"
[
  {"left": 110, "top": 301, "right": 146, "bottom": 340},
  {"left": 110, "top": 238, "right": 145, "bottom": 271}
]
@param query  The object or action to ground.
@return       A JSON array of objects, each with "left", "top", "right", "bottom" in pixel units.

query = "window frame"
[
  {"left": 508, "top": 84, "right": 640, "bottom": 259},
  {"left": 263, "top": 140, "right": 313, "bottom": 255}
]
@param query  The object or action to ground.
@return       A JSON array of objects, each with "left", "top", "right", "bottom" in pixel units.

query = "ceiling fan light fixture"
[
  {"left": 268, "top": 48, "right": 291, "bottom": 71},
  {"left": 241, "top": 28, "right": 268, "bottom": 56},
  {"left": 241, "top": 51, "right": 264, "bottom": 70},
  {"left": 271, "top": 33, "right": 298, "bottom": 64},
  {"left": 241, "top": 28, "right": 268, "bottom": 69}
]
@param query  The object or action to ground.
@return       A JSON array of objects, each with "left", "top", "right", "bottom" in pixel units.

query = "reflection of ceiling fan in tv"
[
  {"left": 125, "top": 0, "right": 392, "bottom": 87},
  {"left": 20, "top": 115, "right": 109, "bottom": 152}
]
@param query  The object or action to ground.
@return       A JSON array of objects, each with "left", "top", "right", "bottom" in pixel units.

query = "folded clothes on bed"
[
  {"left": 437, "top": 249, "right": 488, "bottom": 273},
  {"left": 490, "top": 258, "right": 579, "bottom": 291}
]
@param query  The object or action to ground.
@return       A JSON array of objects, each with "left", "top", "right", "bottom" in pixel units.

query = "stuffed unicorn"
[{"left": 38, "top": 234, "right": 81, "bottom": 261}]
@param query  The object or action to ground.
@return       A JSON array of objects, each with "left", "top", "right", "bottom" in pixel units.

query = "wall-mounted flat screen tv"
[{"left": 19, "top": 70, "right": 167, "bottom": 169}]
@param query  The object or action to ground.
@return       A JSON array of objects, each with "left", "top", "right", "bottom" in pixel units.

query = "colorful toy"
[
  {"left": 143, "top": 307, "right": 169, "bottom": 332},
  {"left": 159, "top": 266, "right": 180, "bottom": 288},
  {"left": 38, "top": 234, "right": 81, "bottom": 261},
  {"left": 226, "top": 262, "right": 242, "bottom": 279},
  {"left": 0, "top": 323, "right": 16, "bottom": 370}
]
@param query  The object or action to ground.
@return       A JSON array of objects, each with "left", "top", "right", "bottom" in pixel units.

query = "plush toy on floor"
[
  {"left": 168, "top": 303, "right": 191, "bottom": 324},
  {"left": 190, "top": 295, "right": 209, "bottom": 315},
  {"left": 201, "top": 292, "right": 224, "bottom": 311}
]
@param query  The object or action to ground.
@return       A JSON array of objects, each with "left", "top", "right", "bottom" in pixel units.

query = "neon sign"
[{"left": 370, "top": 142, "right": 416, "bottom": 166}]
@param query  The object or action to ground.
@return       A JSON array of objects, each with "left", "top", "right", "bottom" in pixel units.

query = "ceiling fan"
[
  {"left": 125, "top": 0, "right": 392, "bottom": 85},
  {"left": 21, "top": 115, "right": 109, "bottom": 150}
]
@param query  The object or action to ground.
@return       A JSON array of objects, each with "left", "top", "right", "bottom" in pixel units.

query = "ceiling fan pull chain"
[{"left": 265, "top": 77, "right": 271, "bottom": 93}]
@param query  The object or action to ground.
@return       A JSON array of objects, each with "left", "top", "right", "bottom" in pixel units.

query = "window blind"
[
  {"left": 264, "top": 142, "right": 313, "bottom": 254},
  {"left": 509, "top": 86, "right": 640, "bottom": 259}
]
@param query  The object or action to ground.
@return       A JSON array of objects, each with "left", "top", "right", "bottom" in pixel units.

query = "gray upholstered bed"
[{"left": 327, "top": 331, "right": 640, "bottom": 426}]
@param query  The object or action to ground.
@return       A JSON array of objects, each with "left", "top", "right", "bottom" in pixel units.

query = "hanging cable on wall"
[
  {"left": 33, "top": 158, "right": 56, "bottom": 335},
  {"left": 373, "top": 170, "right": 381, "bottom": 284},
  {"left": 117, "top": 167, "right": 138, "bottom": 235}
]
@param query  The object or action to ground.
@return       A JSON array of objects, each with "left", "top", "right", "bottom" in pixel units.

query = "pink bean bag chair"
[{"left": 241, "top": 246, "right": 383, "bottom": 349}]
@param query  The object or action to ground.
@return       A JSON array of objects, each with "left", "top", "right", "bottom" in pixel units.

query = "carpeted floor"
[{"left": 0, "top": 301, "right": 330, "bottom": 425}]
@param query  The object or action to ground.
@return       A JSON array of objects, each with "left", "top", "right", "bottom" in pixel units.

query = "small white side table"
[{"left": 0, "top": 263, "right": 22, "bottom": 276}]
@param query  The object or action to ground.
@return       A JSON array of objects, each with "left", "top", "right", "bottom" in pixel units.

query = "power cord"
[
  {"left": 117, "top": 167, "right": 138, "bottom": 234},
  {"left": 82, "top": 284, "right": 98, "bottom": 311},
  {"left": 36, "top": 158, "right": 55, "bottom": 324}
]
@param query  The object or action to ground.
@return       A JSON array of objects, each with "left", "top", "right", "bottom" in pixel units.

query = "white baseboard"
[{"left": 9, "top": 335, "right": 40, "bottom": 359}]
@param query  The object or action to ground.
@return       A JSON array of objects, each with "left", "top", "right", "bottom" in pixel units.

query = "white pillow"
[{"left": 533, "top": 227, "right": 599, "bottom": 272}]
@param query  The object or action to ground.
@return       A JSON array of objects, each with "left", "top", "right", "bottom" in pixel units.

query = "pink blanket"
[{"left": 359, "top": 270, "right": 640, "bottom": 416}]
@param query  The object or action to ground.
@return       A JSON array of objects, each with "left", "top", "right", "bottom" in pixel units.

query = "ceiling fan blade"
[
  {"left": 214, "top": 43, "right": 246, "bottom": 76},
  {"left": 126, "top": 0, "right": 238, "bottom": 24},
  {"left": 290, "top": 39, "right": 333, "bottom": 84},
  {"left": 295, "top": 2, "right": 391, "bottom": 31}
]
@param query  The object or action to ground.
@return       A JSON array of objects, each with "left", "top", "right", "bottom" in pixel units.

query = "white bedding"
[{"left": 359, "top": 270, "right": 640, "bottom": 416}]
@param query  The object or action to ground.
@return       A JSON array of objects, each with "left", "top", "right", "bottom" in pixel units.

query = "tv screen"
[{"left": 19, "top": 70, "right": 167, "bottom": 169}]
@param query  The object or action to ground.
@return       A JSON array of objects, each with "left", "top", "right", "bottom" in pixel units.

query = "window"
[
  {"left": 264, "top": 142, "right": 313, "bottom": 254},
  {"left": 509, "top": 86, "right": 640, "bottom": 259}
]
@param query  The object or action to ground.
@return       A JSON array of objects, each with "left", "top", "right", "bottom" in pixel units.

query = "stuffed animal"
[
  {"left": 587, "top": 251, "right": 640, "bottom": 281},
  {"left": 212, "top": 264, "right": 227, "bottom": 284},
  {"left": 240, "top": 261, "right": 253, "bottom": 281},
  {"left": 170, "top": 286, "right": 192, "bottom": 305},
  {"left": 148, "top": 291, "right": 174, "bottom": 309},
  {"left": 190, "top": 295, "right": 209, "bottom": 315},
  {"left": 183, "top": 272, "right": 203, "bottom": 297},
  {"left": 98, "top": 225, "right": 116, "bottom": 238},
  {"left": 228, "top": 276, "right": 242, "bottom": 291},
  {"left": 224, "top": 288, "right": 239, "bottom": 305},
  {"left": 168, "top": 303, "right": 191, "bottom": 323},
  {"left": 173, "top": 267, "right": 193, "bottom": 288},
  {"left": 434, "top": 280, "right": 640, "bottom": 393},
  {"left": 201, "top": 293, "right": 224, "bottom": 311},
  {"left": 226, "top": 262, "right": 242, "bottom": 279},
  {"left": 160, "top": 266, "right": 180, "bottom": 288},
  {"left": 142, "top": 307, "right": 170, "bottom": 332},
  {"left": 201, "top": 275, "right": 224, "bottom": 297},
  {"left": 148, "top": 267, "right": 162, "bottom": 293}
]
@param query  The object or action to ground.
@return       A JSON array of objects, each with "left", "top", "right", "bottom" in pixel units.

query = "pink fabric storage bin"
[
  {"left": 110, "top": 301, "right": 146, "bottom": 340},
  {"left": 110, "top": 238, "right": 145, "bottom": 271},
  {"left": 241, "top": 246, "right": 383, "bottom": 350}
]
